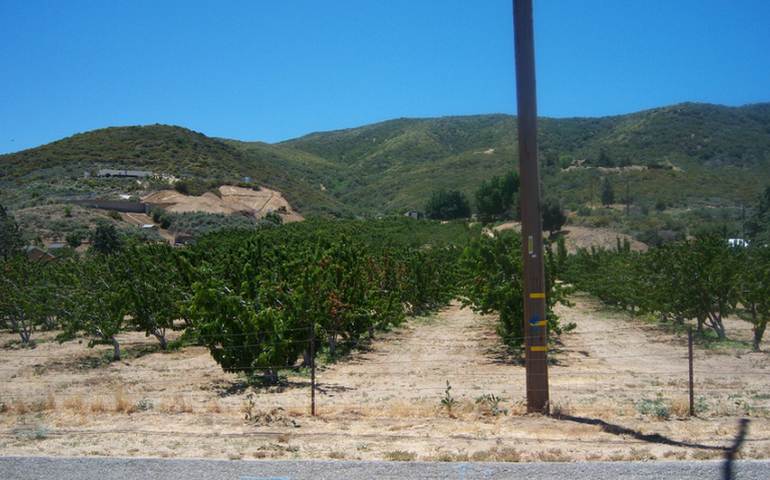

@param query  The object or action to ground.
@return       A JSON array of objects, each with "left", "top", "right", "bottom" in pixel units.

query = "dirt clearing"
[{"left": 1, "top": 296, "right": 768, "bottom": 461}]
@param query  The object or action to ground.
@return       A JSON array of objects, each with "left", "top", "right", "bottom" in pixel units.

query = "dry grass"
[
  {"left": 90, "top": 397, "right": 107, "bottom": 413},
  {"left": 205, "top": 400, "right": 222, "bottom": 414},
  {"left": 470, "top": 446, "right": 522, "bottom": 462},
  {"left": 670, "top": 397, "right": 691, "bottom": 417},
  {"left": 159, "top": 395, "right": 193, "bottom": 414},
  {"left": 114, "top": 386, "right": 136, "bottom": 414},
  {"left": 13, "top": 400, "right": 29, "bottom": 415},
  {"left": 63, "top": 395, "right": 86, "bottom": 413},
  {"left": 531, "top": 448, "right": 570, "bottom": 462},
  {"left": 384, "top": 450, "right": 417, "bottom": 461}
]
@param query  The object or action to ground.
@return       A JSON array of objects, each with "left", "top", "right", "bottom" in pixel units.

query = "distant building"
[
  {"left": 404, "top": 210, "right": 424, "bottom": 220},
  {"left": 97, "top": 169, "right": 154, "bottom": 178},
  {"left": 728, "top": 238, "right": 749, "bottom": 248}
]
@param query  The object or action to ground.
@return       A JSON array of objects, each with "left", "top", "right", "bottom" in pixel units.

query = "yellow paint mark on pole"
[
  {"left": 529, "top": 292, "right": 545, "bottom": 299},
  {"left": 530, "top": 346, "right": 547, "bottom": 352}
]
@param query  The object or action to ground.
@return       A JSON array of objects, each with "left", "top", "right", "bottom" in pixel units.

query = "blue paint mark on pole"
[{"left": 528, "top": 314, "right": 540, "bottom": 325}]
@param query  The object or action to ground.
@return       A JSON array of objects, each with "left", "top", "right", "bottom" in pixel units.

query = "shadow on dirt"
[{"left": 554, "top": 414, "right": 750, "bottom": 480}]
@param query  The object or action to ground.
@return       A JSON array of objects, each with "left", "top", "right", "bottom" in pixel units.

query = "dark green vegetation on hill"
[{"left": 1, "top": 102, "right": 769, "bottom": 241}]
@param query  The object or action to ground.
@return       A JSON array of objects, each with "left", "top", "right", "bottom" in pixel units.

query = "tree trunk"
[
  {"left": 152, "top": 329, "right": 167, "bottom": 350},
  {"left": 368, "top": 325, "right": 375, "bottom": 340},
  {"left": 706, "top": 313, "right": 726, "bottom": 340},
  {"left": 19, "top": 328, "right": 31, "bottom": 346},
  {"left": 753, "top": 319, "right": 767, "bottom": 352},
  {"left": 328, "top": 334, "right": 337, "bottom": 358},
  {"left": 111, "top": 337, "right": 121, "bottom": 361},
  {"left": 263, "top": 368, "right": 279, "bottom": 384},
  {"left": 302, "top": 348, "right": 312, "bottom": 367},
  {"left": 696, "top": 315, "right": 704, "bottom": 335}
]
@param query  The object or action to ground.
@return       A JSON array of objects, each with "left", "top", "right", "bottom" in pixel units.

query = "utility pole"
[{"left": 513, "top": 0, "right": 549, "bottom": 414}]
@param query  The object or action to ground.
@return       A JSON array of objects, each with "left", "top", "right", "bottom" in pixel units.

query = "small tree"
[
  {"left": 475, "top": 171, "right": 519, "bottom": 220},
  {"left": 425, "top": 189, "right": 471, "bottom": 220},
  {"left": 739, "top": 246, "right": 770, "bottom": 351},
  {"left": 91, "top": 223, "right": 122, "bottom": 255},
  {"left": 57, "top": 256, "right": 126, "bottom": 361},
  {"left": 542, "top": 198, "right": 566, "bottom": 237},
  {"left": 117, "top": 244, "right": 182, "bottom": 349},
  {"left": 0, "top": 204, "right": 24, "bottom": 260},
  {"left": 601, "top": 178, "right": 615, "bottom": 206},
  {"left": 746, "top": 186, "right": 770, "bottom": 242},
  {"left": 598, "top": 149, "right": 614, "bottom": 167},
  {"left": 0, "top": 256, "right": 57, "bottom": 345}
]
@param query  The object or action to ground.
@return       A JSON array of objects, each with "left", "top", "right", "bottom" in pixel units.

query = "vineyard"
[{"left": 1, "top": 218, "right": 769, "bottom": 461}]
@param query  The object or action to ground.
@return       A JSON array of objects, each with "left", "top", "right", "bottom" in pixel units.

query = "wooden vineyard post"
[
  {"left": 310, "top": 320, "right": 317, "bottom": 416},
  {"left": 688, "top": 326, "right": 694, "bottom": 417}
]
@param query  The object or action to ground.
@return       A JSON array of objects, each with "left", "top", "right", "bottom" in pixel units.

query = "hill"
[
  {"left": 2, "top": 102, "right": 769, "bottom": 227},
  {"left": 280, "top": 103, "right": 770, "bottom": 211},
  {"left": 0, "top": 125, "right": 352, "bottom": 217}
]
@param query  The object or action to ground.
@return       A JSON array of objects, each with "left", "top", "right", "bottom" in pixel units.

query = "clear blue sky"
[{"left": 1, "top": 0, "right": 769, "bottom": 154}]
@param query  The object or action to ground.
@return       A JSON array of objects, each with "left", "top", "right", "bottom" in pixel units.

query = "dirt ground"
[
  {"left": 493, "top": 222, "right": 647, "bottom": 253},
  {"left": 1, "top": 296, "right": 768, "bottom": 462},
  {"left": 143, "top": 185, "right": 303, "bottom": 222}
]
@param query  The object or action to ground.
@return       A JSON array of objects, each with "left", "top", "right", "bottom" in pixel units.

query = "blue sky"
[{"left": 1, "top": 0, "right": 769, "bottom": 154}]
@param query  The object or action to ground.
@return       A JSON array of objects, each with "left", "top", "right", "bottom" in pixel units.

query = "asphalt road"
[{"left": 1, "top": 457, "right": 769, "bottom": 480}]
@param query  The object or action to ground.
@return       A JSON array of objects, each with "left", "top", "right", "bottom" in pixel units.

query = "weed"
[
  {"left": 475, "top": 393, "right": 508, "bottom": 416},
  {"left": 636, "top": 395, "right": 670, "bottom": 419},
  {"left": 135, "top": 398, "right": 154, "bottom": 412},
  {"left": 13, "top": 423, "right": 49, "bottom": 441},
  {"left": 440, "top": 381, "right": 457, "bottom": 418}
]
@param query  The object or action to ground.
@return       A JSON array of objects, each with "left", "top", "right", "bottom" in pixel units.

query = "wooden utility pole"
[{"left": 513, "top": 0, "right": 549, "bottom": 414}]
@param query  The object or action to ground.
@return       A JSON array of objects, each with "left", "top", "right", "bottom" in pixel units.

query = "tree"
[
  {"left": 0, "top": 256, "right": 58, "bottom": 345},
  {"left": 739, "top": 246, "right": 770, "bottom": 351},
  {"left": 542, "top": 198, "right": 566, "bottom": 236},
  {"left": 66, "top": 230, "right": 85, "bottom": 249},
  {"left": 91, "top": 223, "right": 122, "bottom": 255},
  {"left": 601, "top": 178, "right": 615, "bottom": 206},
  {"left": 425, "top": 189, "right": 471, "bottom": 220},
  {"left": 117, "top": 244, "right": 183, "bottom": 349},
  {"left": 746, "top": 186, "right": 770, "bottom": 242},
  {"left": 57, "top": 256, "right": 127, "bottom": 361},
  {"left": 598, "top": 149, "right": 614, "bottom": 167},
  {"left": 475, "top": 172, "right": 519, "bottom": 220},
  {"left": 0, "top": 204, "right": 24, "bottom": 260}
]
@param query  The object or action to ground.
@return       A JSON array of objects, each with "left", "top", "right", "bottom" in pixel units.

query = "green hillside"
[
  {"left": 280, "top": 103, "right": 770, "bottom": 211},
  {"left": 2, "top": 102, "right": 769, "bottom": 224}
]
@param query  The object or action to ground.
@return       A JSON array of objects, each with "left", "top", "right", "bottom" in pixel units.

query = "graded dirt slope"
[
  {"left": 493, "top": 222, "right": 647, "bottom": 253},
  {"left": 143, "top": 186, "right": 303, "bottom": 222},
  {"left": 0, "top": 298, "right": 767, "bottom": 461}
]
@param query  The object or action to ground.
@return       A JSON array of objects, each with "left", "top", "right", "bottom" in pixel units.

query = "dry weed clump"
[
  {"left": 206, "top": 400, "right": 223, "bottom": 413},
  {"left": 160, "top": 395, "right": 194, "bottom": 414},
  {"left": 114, "top": 386, "right": 136, "bottom": 413},
  {"left": 63, "top": 395, "right": 86, "bottom": 413},
  {"left": 13, "top": 400, "right": 29, "bottom": 415},
  {"left": 90, "top": 397, "right": 107, "bottom": 413},
  {"left": 531, "top": 448, "right": 570, "bottom": 462},
  {"left": 550, "top": 400, "right": 572, "bottom": 417},
  {"left": 470, "top": 446, "right": 521, "bottom": 462},
  {"left": 670, "top": 397, "right": 690, "bottom": 417},
  {"left": 384, "top": 450, "right": 417, "bottom": 461}
]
